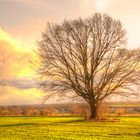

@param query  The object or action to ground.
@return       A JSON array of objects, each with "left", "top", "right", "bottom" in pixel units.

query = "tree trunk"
[{"left": 89, "top": 104, "right": 98, "bottom": 119}]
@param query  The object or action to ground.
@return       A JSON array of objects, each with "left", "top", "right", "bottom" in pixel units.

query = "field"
[{"left": 0, "top": 116, "right": 139, "bottom": 140}]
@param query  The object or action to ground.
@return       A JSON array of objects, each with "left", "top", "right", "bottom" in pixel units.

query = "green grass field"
[{"left": 0, "top": 116, "right": 139, "bottom": 140}]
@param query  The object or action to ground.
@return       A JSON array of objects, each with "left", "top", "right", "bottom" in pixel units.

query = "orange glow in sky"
[{"left": 0, "top": 0, "right": 140, "bottom": 105}]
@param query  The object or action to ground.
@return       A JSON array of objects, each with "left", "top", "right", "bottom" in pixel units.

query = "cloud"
[
  {"left": 0, "top": 28, "right": 33, "bottom": 79},
  {"left": 0, "top": 78, "right": 36, "bottom": 90},
  {"left": 0, "top": 86, "right": 43, "bottom": 105},
  {"left": 0, "top": 29, "right": 44, "bottom": 105}
]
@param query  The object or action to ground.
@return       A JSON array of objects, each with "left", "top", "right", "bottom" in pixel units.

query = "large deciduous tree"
[{"left": 37, "top": 13, "right": 140, "bottom": 119}]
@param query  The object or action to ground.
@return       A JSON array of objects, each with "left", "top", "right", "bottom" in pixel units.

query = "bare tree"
[{"left": 37, "top": 13, "right": 140, "bottom": 119}]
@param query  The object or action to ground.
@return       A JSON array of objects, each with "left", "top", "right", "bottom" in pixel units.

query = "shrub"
[
  {"left": 116, "top": 108, "right": 127, "bottom": 116},
  {"left": 97, "top": 104, "right": 110, "bottom": 120}
]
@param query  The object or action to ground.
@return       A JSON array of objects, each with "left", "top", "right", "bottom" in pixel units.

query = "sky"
[{"left": 0, "top": 0, "right": 140, "bottom": 105}]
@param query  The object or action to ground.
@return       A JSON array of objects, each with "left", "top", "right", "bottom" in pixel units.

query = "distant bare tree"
[{"left": 37, "top": 13, "right": 140, "bottom": 119}]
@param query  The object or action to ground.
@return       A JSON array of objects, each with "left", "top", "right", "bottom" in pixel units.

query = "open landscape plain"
[{"left": 0, "top": 116, "right": 139, "bottom": 140}]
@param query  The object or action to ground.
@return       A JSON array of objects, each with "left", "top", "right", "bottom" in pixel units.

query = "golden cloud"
[
  {"left": 0, "top": 28, "right": 33, "bottom": 78},
  {"left": 0, "top": 28, "right": 44, "bottom": 105},
  {"left": 0, "top": 86, "right": 43, "bottom": 105}
]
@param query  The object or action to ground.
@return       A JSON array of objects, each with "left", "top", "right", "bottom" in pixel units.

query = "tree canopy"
[{"left": 37, "top": 13, "right": 140, "bottom": 119}]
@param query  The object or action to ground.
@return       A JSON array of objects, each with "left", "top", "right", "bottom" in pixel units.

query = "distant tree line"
[{"left": 0, "top": 104, "right": 140, "bottom": 116}]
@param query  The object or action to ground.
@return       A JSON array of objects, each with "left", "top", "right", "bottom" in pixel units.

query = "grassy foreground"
[{"left": 0, "top": 116, "right": 139, "bottom": 140}]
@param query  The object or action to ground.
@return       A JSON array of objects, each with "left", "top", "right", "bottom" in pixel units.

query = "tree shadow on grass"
[
  {"left": 0, "top": 123, "right": 35, "bottom": 127},
  {"left": 0, "top": 118, "right": 85, "bottom": 127},
  {"left": 57, "top": 118, "right": 85, "bottom": 124}
]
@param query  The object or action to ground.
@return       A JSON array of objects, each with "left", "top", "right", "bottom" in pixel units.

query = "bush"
[
  {"left": 116, "top": 108, "right": 127, "bottom": 116},
  {"left": 97, "top": 104, "right": 110, "bottom": 120}
]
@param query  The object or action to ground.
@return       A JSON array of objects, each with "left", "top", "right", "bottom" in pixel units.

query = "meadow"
[{"left": 0, "top": 116, "right": 139, "bottom": 140}]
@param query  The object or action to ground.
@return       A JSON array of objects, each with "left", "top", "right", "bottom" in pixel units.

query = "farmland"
[{"left": 0, "top": 116, "right": 139, "bottom": 140}]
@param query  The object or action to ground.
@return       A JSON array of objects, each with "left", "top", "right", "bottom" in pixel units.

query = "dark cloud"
[{"left": 0, "top": 78, "right": 36, "bottom": 90}]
